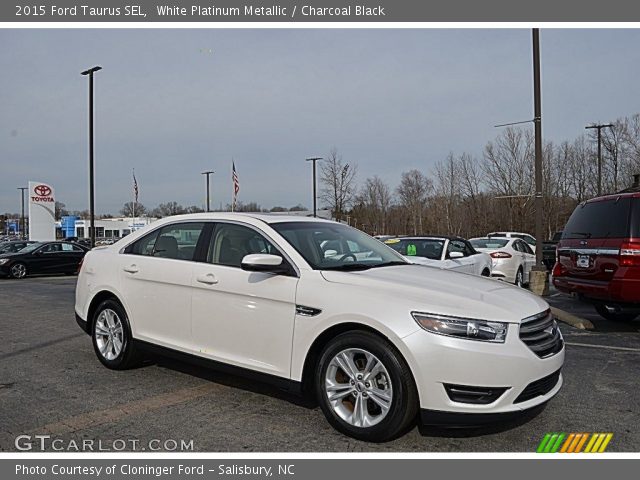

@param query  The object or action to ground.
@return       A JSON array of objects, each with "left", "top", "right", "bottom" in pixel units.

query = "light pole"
[
  {"left": 306, "top": 157, "right": 322, "bottom": 217},
  {"left": 81, "top": 65, "right": 102, "bottom": 248},
  {"left": 585, "top": 123, "right": 614, "bottom": 196},
  {"left": 201, "top": 170, "right": 214, "bottom": 212},
  {"left": 17, "top": 187, "right": 27, "bottom": 239}
]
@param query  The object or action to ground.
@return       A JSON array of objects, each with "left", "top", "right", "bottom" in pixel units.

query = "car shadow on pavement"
[
  {"left": 417, "top": 404, "right": 547, "bottom": 438},
  {"left": 145, "top": 353, "right": 318, "bottom": 409}
]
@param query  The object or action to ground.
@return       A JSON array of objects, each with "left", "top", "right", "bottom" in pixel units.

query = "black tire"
[
  {"left": 481, "top": 268, "right": 490, "bottom": 277},
  {"left": 315, "top": 330, "right": 418, "bottom": 442},
  {"left": 9, "top": 262, "right": 27, "bottom": 279},
  {"left": 594, "top": 304, "right": 638, "bottom": 322},
  {"left": 91, "top": 298, "right": 142, "bottom": 369},
  {"left": 515, "top": 268, "right": 524, "bottom": 288}
]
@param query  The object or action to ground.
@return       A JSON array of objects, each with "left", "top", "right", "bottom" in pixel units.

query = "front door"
[{"left": 191, "top": 222, "right": 298, "bottom": 378}]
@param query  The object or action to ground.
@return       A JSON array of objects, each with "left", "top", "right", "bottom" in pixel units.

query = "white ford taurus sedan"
[{"left": 75, "top": 213, "right": 564, "bottom": 441}]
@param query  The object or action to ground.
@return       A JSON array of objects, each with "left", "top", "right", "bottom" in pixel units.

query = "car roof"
[
  {"left": 584, "top": 191, "right": 640, "bottom": 203},
  {"left": 128, "top": 212, "right": 337, "bottom": 226},
  {"left": 386, "top": 235, "right": 467, "bottom": 242}
]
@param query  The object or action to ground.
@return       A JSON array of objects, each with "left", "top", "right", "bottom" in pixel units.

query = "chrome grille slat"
[{"left": 519, "top": 309, "right": 563, "bottom": 358}]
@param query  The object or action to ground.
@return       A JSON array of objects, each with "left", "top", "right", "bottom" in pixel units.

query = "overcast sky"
[{"left": 2, "top": 28, "right": 640, "bottom": 215}]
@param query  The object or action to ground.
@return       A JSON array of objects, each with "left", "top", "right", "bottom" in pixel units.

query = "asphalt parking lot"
[{"left": 1, "top": 276, "right": 639, "bottom": 452}]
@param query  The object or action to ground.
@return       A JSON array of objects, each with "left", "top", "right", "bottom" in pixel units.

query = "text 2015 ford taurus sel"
[{"left": 75, "top": 213, "right": 564, "bottom": 441}]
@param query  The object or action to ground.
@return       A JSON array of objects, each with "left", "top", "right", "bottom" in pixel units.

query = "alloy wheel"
[
  {"left": 10, "top": 263, "right": 26, "bottom": 279},
  {"left": 324, "top": 348, "right": 393, "bottom": 428},
  {"left": 516, "top": 270, "right": 523, "bottom": 287},
  {"left": 94, "top": 308, "right": 125, "bottom": 361}
]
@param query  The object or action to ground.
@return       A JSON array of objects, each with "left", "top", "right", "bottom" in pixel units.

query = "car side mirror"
[
  {"left": 241, "top": 254, "right": 288, "bottom": 273},
  {"left": 449, "top": 251, "right": 464, "bottom": 259}
]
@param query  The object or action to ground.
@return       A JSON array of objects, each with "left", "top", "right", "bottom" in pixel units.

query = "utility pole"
[
  {"left": 81, "top": 65, "right": 102, "bottom": 248},
  {"left": 306, "top": 157, "right": 322, "bottom": 218},
  {"left": 17, "top": 187, "right": 27, "bottom": 239},
  {"left": 529, "top": 28, "right": 549, "bottom": 295},
  {"left": 585, "top": 123, "right": 614, "bottom": 196},
  {"left": 201, "top": 170, "right": 214, "bottom": 212}
]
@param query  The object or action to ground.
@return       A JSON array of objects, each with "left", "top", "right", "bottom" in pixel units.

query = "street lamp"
[
  {"left": 585, "top": 123, "right": 614, "bottom": 196},
  {"left": 201, "top": 170, "right": 214, "bottom": 212},
  {"left": 17, "top": 187, "right": 27, "bottom": 239},
  {"left": 81, "top": 65, "right": 102, "bottom": 248},
  {"left": 306, "top": 157, "right": 322, "bottom": 218}
]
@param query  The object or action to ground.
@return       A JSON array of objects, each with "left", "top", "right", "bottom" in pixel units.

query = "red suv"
[{"left": 553, "top": 192, "right": 640, "bottom": 321}]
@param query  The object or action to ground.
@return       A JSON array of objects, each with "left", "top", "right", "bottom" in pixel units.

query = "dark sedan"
[
  {"left": 0, "top": 240, "right": 36, "bottom": 255},
  {"left": 0, "top": 241, "right": 89, "bottom": 279}
]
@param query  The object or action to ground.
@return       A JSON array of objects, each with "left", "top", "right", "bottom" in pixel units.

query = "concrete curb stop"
[{"left": 550, "top": 306, "right": 595, "bottom": 330}]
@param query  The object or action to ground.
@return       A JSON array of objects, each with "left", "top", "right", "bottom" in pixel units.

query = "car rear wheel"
[
  {"left": 9, "top": 263, "right": 27, "bottom": 279},
  {"left": 515, "top": 268, "right": 524, "bottom": 288},
  {"left": 315, "top": 330, "right": 417, "bottom": 442},
  {"left": 481, "top": 268, "right": 490, "bottom": 277},
  {"left": 594, "top": 304, "right": 639, "bottom": 322},
  {"left": 92, "top": 299, "right": 142, "bottom": 369}
]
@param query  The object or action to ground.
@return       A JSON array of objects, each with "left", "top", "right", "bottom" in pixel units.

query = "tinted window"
[
  {"left": 41, "top": 243, "right": 62, "bottom": 253},
  {"left": 208, "top": 223, "right": 280, "bottom": 268},
  {"left": 562, "top": 198, "right": 631, "bottom": 240},
  {"left": 385, "top": 239, "right": 444, "bottom": 260},
  {"left": 470, "top": 238, "right": 509, "bottom": 249},
  {"left": 521, "top": 242, "right": 534, "bottom": 255},
  {"left": 447, "top": 239, "right": 472, "bottom": 258},
  {"left": 127, "top": 223, "right": 204, "bottom": 261}
]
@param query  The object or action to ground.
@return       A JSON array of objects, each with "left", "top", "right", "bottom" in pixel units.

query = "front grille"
[
  {"left": 514, "top": 369, "right": 561, "bottom": 404},
  {"left": 519, "top": 309, "right": 563, "bottom": 358},
  {"left": 444, "top": 384, "right": 508, "bottom": 405}
]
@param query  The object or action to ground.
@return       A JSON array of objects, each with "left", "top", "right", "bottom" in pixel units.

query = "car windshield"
[
  {"left": 19, "top": 242, "right": 43, "bottom": 253},
  {"left": 271, "top": 222, "right": 407, "bottom": 270},
  {"left": 470, "top": 238, "right": 509, "bottom": 249},
  {"left": 384, "top": 238, "right": 444, "bottom": 260}
]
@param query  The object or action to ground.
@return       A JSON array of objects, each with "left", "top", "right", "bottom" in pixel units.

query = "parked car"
[
  {"left": 75, "top": 213, "right": 563, "bottom": 441},
  {"left": 0, "top": 241, "right": 89, "bottom": 279},
  {"left": 553, "top": 192, "right": 640, "bottom": 322},
  {"left": 384, "top": 236, "right": 492, "bottom": 277},
  {"left": 0, "top": 240, "right": 36, "bottom": 255},
  {"left": 487, "top": 231, "right": 537, "bottom": 252},
  {"left": 470, "top": 237, "right": 536, "bottom": 287},
  {"left": 542, "top": 231, "right": 563, "bottom": 271}
]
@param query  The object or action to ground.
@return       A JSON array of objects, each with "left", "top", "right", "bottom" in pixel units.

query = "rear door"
[
  {"left": 445, "top": 239, "right": 475, "bottom": 273},
  {"left": 558, "top": 197, "right": 631, "bottom": 283}
]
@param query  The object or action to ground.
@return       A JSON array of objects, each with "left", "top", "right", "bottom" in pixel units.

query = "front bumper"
[{"left": 403, "top": 325, "right": 564, "bottom": 419}]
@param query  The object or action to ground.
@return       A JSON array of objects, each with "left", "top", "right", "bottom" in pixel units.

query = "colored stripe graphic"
[{"left": 537, "top": 433, "right": 613, "bottom": 453}]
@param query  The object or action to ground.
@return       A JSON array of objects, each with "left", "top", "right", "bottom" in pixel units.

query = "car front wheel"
[
  {"left": 315, "top": 330, "right": 417, "bottom": 442},
  {"left": 92, "top": 299, "right": 142, "bottom": 369},
  {"left": 10, "top": 263, "right": 27, "bottom": 279}
]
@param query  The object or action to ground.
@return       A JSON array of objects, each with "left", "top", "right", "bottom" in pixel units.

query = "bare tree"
[
  {"left": 396, "top": 170, "right": 432, "bottom": 235},
  {"left": 319, "top": 148, "right": 358, "bottom": 221},
  {"left": 354, "top": 176, "right": 391, "bottom": 235}
]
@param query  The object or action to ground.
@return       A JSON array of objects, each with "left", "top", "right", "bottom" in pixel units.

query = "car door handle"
[
  {"left": 196, "top": 273, "right": 219, "bottom": 285},
  {"left": 123, "top": 264, "right": 139, "bottom": 274}
]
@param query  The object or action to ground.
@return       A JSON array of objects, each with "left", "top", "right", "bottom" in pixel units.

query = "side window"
[
  {"left": 61, "top": 243, "right": 74, "bottom": 252},
  {"left": 125, "top": 223, "right": 204, "bottom": 261},
  {"left": 208, "top": 223, "right": 280, "bottom": 268},
  {"left": 447, "top": 240, "right": 467, "bottom": 257},
  {"left": 513, "top": 241, "right": 524, "bottom": 253},
  {"left": 127, "top": 230, "right": 160, "bottom": 256},
  {"left": 524, "top": 235, "right": 536, "bottom": 246},
  {"left": 153, "top": 223, "right": 205, "bottom": 261},
  {"left": 42, "top": 243, "right": 62, "bottom": 253},
  {"left": 522, "top": 242, "right": 534, "bottom": 255}
]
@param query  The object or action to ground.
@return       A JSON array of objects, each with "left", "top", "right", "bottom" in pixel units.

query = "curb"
[{"left": 550, "top": 306, "right": 595, "bottom": 330}]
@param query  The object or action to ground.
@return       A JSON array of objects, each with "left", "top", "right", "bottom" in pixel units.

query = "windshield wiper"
[
  {"left": 370, "top": 261, "right": 408, "bottom": 268},
  {"left": 322, "top": 263, "right": 373, "bottom": 271}
]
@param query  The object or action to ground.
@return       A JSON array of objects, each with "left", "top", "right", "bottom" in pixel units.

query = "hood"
[
  {"left": 403, "top": 256, "right": 440, "bottom": 266},
  {"left": 320, "top": 265, "right": 548, "bottom": 324},
  {"left": 0, "top": 251, "right": 22, "bottom": 259}
]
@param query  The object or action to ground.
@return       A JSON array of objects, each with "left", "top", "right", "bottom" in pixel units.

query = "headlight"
[
  {"left": 0, "top": 259, "right": 9, "bottom": 266},
  {"left": 412, "top": 312, "right": 508, "bottom": 343}
]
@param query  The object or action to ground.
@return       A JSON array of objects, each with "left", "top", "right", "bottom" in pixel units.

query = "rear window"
[
  {"left": 470, "top": 238, "right": 509, "bottom": 249},
  {"left": 562, "top": 198, "right": 631, "bottom": 240}
]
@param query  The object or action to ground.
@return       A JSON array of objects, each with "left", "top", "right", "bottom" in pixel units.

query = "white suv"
[{"left": 75, "top": 214, "right": 564, "bottom": 441}]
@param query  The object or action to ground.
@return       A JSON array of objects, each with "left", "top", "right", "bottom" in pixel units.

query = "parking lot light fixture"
[
  {"left": 17, "top": 187, "right": 27, "bottom": 239},
  {"left": 201, "top": 170, "right": 214, "bottom": 212},
  {"left": 306, "top": 157, "right": 322, "bottom": 218},
  {"left": 81, "top": 65, "right": 102, "bottom": 248}
]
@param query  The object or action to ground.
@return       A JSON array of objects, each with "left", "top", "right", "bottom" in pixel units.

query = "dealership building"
[{"left": 56, "top": 216, "right": 157, "bottom": 239}]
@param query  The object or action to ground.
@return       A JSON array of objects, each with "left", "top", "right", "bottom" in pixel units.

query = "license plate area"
[{"left": 576, "top": 254, "right": 590, "bottom": 268}]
